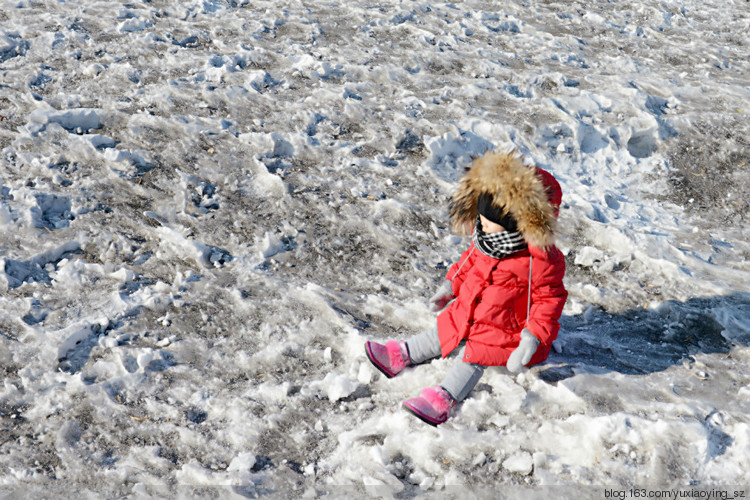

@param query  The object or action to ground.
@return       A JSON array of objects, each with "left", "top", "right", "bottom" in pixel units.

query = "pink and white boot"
[
  {"left": 402, "top": 386, "right": 455, "bottom": 426},
  {"left": 365, "top": 340, "right": 411, "bottom": 378}
]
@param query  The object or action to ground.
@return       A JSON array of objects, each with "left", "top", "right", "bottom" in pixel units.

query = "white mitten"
[
  {"left": 429, "top": 280, "right": 455, "bottom": 312},
  {"left": 506, "top": 328, "right": 540, "bottom": 373}
]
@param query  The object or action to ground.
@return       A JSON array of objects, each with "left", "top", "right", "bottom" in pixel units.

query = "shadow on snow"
[{"left": 538, "top": 292, "right": 750, "bottom": 384}]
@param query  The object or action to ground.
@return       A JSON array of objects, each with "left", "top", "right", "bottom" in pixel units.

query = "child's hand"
[
  {"left": 429, "top": 281, "right": 455, "bottom": 312},
  {"left": 506, "top": 329, "right": 540, "bottom": 373}
]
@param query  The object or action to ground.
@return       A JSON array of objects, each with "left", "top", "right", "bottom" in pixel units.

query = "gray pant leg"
[
  {"left": 440, "top": 349, "right": 485, "bottom": 402},
  {"left": 404, "top": 326, "right": 441, "bottom": 364},
  {"left": 406, "top": 327, "right": 485, "bottom": 402}
]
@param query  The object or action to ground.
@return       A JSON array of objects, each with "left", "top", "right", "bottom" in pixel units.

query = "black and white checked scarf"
[{"left": 473, "top": 216, "right": 527, "bottom": 259}]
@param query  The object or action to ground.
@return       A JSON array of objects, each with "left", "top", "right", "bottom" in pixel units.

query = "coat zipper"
[{"left": 526, "top": 255, "right": 533, "bottom": 325}]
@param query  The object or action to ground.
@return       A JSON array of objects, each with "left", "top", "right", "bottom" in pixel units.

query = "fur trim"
[
  {"left": 385, "top": 340, "right": 407, "bottom": 371},
  {"left": 450, "top": 151, "right": 557, "bottom": 249},
  {"left": 420, "top": 386, "right": 454, "bottom": 412}
]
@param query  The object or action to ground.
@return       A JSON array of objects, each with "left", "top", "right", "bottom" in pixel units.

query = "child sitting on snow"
[{"left": 365, "top": 150, "right": 568, "bottom": 426}]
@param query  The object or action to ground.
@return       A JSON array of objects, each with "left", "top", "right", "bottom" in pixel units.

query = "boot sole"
[{"left": 402, "top": 401, "right": 443, "bottom": 427}]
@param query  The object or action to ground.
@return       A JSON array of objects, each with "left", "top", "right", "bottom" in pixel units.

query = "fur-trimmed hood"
[{"left": 449, "top": 151, "right": 562, "bottom": 249}]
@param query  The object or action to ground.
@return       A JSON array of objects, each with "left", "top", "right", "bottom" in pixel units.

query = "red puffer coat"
[
  {"left": 437, "top": 243, "right": 567, "bottom": 366},
  {"left": 437, "top": 151, "right": 568, "bottom": 367}
]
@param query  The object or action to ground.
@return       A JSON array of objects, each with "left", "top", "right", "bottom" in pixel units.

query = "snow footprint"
[
  {"left": 1, "top": 241, "right": 81, "bottom": 290},
  {"left": 5, "top": 188, "right": 75, "bottom": 231},
  {"left": 189, "top": 180, "right": 220, "bottom": 214},
  {"left": 31, "top": 192, "right": 74, "bottom": 230},
  {"left": 0, "top": 32, "right": 29, "bottom": 63}
]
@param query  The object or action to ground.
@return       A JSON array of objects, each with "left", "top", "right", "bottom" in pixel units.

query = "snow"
[{"left": 1, "top": 0, "right": 749, "bottom": 496}]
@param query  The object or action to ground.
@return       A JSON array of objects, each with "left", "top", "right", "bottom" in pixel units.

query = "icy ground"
[{"left": 1, "top": 0, "right": 749, "bottom": 497}]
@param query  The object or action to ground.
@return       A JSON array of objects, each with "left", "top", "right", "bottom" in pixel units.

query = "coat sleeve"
[
  {"left": 526, "top": 250, "right": 568, "bottom": 346},
  {"left": 444, "top": 243, "right": 477, "bottom": 296}
]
